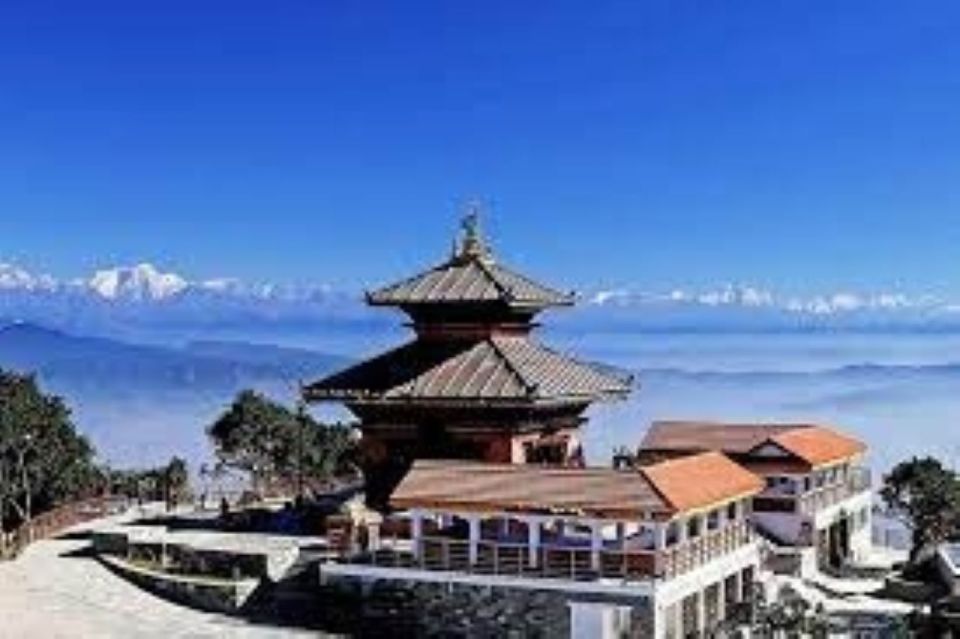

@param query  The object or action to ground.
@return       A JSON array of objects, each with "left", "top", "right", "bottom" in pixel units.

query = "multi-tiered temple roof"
[{"left": 304, "top": 214, "right": 631, "bottom": 407}]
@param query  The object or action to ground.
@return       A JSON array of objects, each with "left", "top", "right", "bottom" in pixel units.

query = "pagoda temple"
[{"left": 303, "top": 213, "right": 632, "bottom": 505}]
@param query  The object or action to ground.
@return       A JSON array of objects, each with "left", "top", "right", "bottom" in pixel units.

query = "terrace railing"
[{"left": 361, "top": 520, "right": 754, "bottom": 583}]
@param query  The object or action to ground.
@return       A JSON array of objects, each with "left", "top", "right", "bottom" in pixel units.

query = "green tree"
[
  {"left": 0, "top": 371, "right": 100, "bottom": 533},
  {"left": 207, "top": 390, "right": 354, "bottom": 494},
  {"left": 881, "top": 456, "right": 960, "bottom": 563}
]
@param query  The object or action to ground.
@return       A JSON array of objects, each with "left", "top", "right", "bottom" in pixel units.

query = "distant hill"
[
  {"left": 0, "top": 322, "right": 350, "bottom": 392},
  {"left": 0, "top": 322, "right": 352, "bottom": 467}
]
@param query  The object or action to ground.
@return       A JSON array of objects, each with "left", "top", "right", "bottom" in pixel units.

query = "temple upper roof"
[
  {"left": 366, "top": 213, "right": 574, "bottom": 311},
  {"left": 303, "top": 335, "right": 632, "bottom": 405}
]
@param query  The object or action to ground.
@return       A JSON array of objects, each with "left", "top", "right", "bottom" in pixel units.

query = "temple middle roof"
[{"left": 303, "top": 335, "right": 632, "bottom": 405}]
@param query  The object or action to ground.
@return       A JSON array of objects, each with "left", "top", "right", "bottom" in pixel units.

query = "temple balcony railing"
[{"left": 354, "top": 520, "right": 754, "bottom": 583}]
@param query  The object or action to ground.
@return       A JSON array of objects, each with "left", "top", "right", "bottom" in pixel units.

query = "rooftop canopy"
[
  {"left": 640, "top": 421, "right": 866, "bottom": 470},
  {"left": 365, "top": 212, "right": 574, "bottom": 310},
  {"left": 390, "top": 451, "right": 762, "bottom": 520},
  {"left": 303, "top": 335, "right": 632, "bottom": 405}
]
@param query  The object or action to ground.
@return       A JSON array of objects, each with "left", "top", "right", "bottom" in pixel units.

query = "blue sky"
[{"left": 1, "top": 1, "right": 959, "bottom": 295}]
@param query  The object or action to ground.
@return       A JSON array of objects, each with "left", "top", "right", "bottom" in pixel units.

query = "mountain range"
[{"left": 3, "top": 261, "right": 960, "bottom": 344}]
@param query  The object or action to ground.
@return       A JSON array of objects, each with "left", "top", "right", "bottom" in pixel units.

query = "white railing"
[{"left": 360, "top": 521, "right": 754, "bottom": 583}]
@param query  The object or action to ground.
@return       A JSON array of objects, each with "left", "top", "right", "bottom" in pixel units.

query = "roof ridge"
[
  {"left": 487, "top": 336, "right": 539, "bottom": 398},
  {"left": 488, "top": 260, "right": 574, "bottom": 303},
  {"left": 474, "top": 257, "right": 516, "bottom": 302}
]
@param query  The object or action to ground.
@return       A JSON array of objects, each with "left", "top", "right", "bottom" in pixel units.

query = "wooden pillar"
[
  {"left": 411, "top": 510, "right": 424, "bottom": 560},
  {"left": 590, "top": 520, "right": 603, "bottom": 572},
  {"left": 717, "top": 579, "right": 726, "bottom": 623},
  {"left": 673, "top": 601, "right": 684, "bottom": 639},
  {"left": 654, "top": 521, "right": 667, "bottom": 550},
  {"left": 468, "top": 515, "right": 481, "bottom": 566},
  {"left": 696, "top": 588, "right": 706, "bottom": 636},
  {"left": 527, "top": 517, "right": 542, "bottom": 568}
]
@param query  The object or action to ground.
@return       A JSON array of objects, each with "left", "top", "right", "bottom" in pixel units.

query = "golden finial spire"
[{"left": 454, "top": 199, "right": 492, "bottom": 263}]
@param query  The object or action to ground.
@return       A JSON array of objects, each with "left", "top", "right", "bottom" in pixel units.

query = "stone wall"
[
  {"left": 321, "top": 577, "right": 652, "bottom": 638},
  {"left": 99, "top": 555, "right": 261, "bottom": 614}
]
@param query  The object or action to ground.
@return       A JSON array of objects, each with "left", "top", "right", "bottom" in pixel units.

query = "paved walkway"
[{"left": 0, "top": 518, "right": 320, "bottom": 638}]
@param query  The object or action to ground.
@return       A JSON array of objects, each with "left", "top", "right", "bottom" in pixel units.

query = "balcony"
[
  {"left": 753, "top": 467, "right": 871, "bottom": 517},
  {"left": 352, "top": 520, "right": 754, "bottom": 583},
  {"left": 799, "top": 466, "right": 871, "bottom": 516}
]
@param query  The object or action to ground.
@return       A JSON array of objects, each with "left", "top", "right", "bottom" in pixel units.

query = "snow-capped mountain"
[
  {"left": 586, "top": 284, "right": 946, "bottom": 317},
  {"left": 0, "top": 262, "right": 57, "bottom": 292},
  {"left": 1, "top": 260, "right": 959, "bottom": 339},
  {"left": 87, "top": 263, "right": 190, "bottom": 301}
]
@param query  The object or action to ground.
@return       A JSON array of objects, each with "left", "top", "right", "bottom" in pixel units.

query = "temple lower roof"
[{"left": 303, "top": 335, "right": 632, "bottom": 405}]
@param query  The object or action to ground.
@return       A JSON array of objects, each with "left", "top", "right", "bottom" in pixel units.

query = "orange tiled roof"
[
  {"left": 643, "top": 451, "right": 765, "bottom": 513},
  {"left": 767, "top": 426, "right": 866, "bottom": 468},
  {"left": 390, "top": 452, "right": 762, "bottom": 519},
  {"left": 640, "top": 421, "right": 866, "bottom": 469}
]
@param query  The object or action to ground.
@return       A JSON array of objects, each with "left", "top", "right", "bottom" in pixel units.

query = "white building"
[{"left": 639, "top": 421, "right": 873, "bottom": 576}]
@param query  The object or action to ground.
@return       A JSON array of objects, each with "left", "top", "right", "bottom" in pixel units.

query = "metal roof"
[
  {"left": 366, "top": 256, "right": 575, "bottom": 309},
  {"left": 303, "top": 335, "right": 632, "bottom": 404}
]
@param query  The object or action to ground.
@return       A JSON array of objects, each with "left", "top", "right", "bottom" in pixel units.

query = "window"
[
  {"left": 727, "top": 502, "right": 738, "bottom": 521},
  {"left": 687, "top": 517, "right": 701, "bottom": 539},
  {"left": 707, "top": 509, "right": 720, "bottom": 530},
  {"left": 666, "top": 522, "right": 680, "bottom": 546},
  {"left": 753, "top": 497, "right": 797, "bottom": 513}
]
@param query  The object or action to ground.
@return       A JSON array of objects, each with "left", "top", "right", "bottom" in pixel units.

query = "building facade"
[{"left": 637, "top": 421, "right": 872, "bottom": 574}]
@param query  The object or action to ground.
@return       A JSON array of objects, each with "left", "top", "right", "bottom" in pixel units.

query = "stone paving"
[{"left": 0, "top": 516, "right": 322, "bottom": 639}]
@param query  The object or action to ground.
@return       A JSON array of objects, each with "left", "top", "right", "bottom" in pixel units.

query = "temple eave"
[{"left": 301, "top": 392, "right": 626, "bottom": 407}]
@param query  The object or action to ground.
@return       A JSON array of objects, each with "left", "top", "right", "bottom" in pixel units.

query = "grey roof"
[
  {"left": 366, "top": 255, "right": 575, "bottom": 309},
  {"left": 304, "top": 335, "right": 632, "bottom": 404}
]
